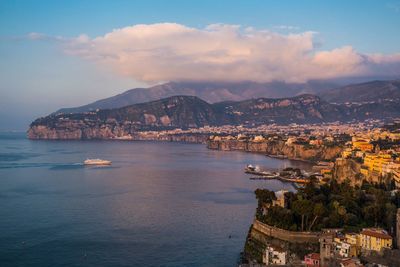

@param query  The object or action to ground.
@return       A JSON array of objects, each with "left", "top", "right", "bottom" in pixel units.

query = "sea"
[{"left": 0, "top": 132, "right": 311, "bottom": 267}]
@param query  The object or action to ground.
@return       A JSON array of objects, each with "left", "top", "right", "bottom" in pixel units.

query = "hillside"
[
  {"left": 55, "top": 79, "right": 400, "bottom": 115},
  {"left": 319, "top": 80, "right": 400, "bottom": 103},
  {"left": 28, "top": 95, "right": 400, "bottom": 139},
  {"left": 55, "top": 81, "right": 337, "bottom": 114}
]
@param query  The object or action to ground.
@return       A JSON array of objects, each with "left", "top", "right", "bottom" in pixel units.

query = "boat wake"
[{"left": 0, "top": 162, "right": 85, "bottom": 170}]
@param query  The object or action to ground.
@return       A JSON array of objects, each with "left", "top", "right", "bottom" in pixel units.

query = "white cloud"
[
  {"left": 62, "top": 23, "right": 400, "bottom": 83},
  {"left": 273, "top": 25, "right": 300, "bottom": 30},
  {"left": 25, "top": 32, "right": 65, "bottom": 42},
  {"left": 27, "top": 32, "right": 47, "bottom": 40}
]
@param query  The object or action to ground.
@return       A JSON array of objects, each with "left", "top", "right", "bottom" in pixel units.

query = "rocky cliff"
[
  {"left": 333, "top": 158, "right": 363, "bottom": 185},
  {"left": 29, "top": 96, "right": 217, "bottom": 139},
  {"left": 333, "top": 158, "right": 391, "bottom": 185},
  {"left": 28, "top": 120, "right": 135, "bottom": 140},
  {"left": 207, "top": 139, "right": 342, "bottom": 162}
]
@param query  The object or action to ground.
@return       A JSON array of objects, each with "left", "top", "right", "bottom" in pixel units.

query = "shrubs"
[{"left": 256, "top": 179, "right": 399, "bottom": 233}]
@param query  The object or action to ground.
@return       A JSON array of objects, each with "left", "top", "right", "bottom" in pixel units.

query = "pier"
[{"left": 245, "top": 166, "right": 310, "bottom": 184}]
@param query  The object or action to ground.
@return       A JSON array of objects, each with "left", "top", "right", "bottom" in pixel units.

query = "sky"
[{"left": 1, "top": 0, "right": 400, "bottom": 131}]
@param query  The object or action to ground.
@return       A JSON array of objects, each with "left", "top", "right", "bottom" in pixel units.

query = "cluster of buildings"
[
  {"left": 134, "top": 120, "right": 384, "bottom": 142},
  {"left": 315, "top": 228, "right": 393, "bottom": 267},
  {"left": 259, "top": 188, "right": 397, "bottom": 267},
  {"left": 208, "top": 121, "right": 376, "bottom": 143},
  {"left": 339, "top": 127, "right": 400, "bottom": 186},
  {"left": 261, "top": 227, "right": 394, "bottom": 267},
  {"left": 208, "top": 121, "right": 400, "bottom": 187}
]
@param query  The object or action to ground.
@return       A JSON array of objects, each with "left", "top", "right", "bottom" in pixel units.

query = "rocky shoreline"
[
  {"left": 28, "top": 124, "right": 343, "bottom": 163},
  {"left": 27, "top": 125, "right": 210, "bottom": 143},
  {"left": 207, "top": 138, "right": 342, "bottom": 162}
]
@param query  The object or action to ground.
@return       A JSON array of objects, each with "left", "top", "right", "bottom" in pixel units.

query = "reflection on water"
[
  {"left": 0, "top": 152, "right": 42, "bottom": 162},
  {"left": 0, "top": 133, "right": 311, "bottom": 267}
]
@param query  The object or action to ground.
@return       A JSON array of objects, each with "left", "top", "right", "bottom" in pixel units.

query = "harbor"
[{"left": 244, "top": 164, "right": 319, "bottom": 184}]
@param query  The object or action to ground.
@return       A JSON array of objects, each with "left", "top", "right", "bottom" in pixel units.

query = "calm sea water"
[{"left": 0, "top": 132, "right": 310, "bottom": 267}]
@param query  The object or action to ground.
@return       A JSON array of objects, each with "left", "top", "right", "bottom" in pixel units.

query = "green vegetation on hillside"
[{"left": 255, "top": 179, "right": 399, "bottom": 233}]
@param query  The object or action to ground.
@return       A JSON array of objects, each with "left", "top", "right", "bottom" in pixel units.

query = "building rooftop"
[
  {"left": 360, "top": 228, "right": 392, "bottom": 240},
  {"left": 305, "top": 253, "right": 320, "bottom": 260}
]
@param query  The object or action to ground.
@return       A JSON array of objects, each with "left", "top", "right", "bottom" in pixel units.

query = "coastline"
[
  {"left": 26, "top": 133, "right": 325, "bottom": 166},
  {"left": 207, "top": 138, "right": 342, "bottom": 164}
]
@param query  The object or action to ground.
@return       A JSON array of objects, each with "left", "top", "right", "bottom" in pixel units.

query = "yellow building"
[
  {"left": 345, "top": 233, "right": 360, "bottom": 255},
  {"left": 360, "top": 166, "right": 369, "bottom": 177},
  {"left": 352, "top": 139, "right": 373, "bottom": 152},
  {"left": 363, "top": 153, "right": 392, "bottom": 175},
  {"left": 372, "top": 154, "right": 392, "bottom": 173},
  {"left": 359, "top": 228, "right": 392, "bottom": 252},
  {"left": 363, "top": 153, "right": 375, "bottom": 170},
  {"left": 345, "top": 233, "right": 359, "bottom": 245},
  {"left": 341, "top": 148, "right": 352, "bottom": 159}
]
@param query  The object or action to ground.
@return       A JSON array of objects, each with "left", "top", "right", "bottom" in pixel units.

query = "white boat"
[{"left": 84, "top": 158, "right": 112, "bottom": 165}]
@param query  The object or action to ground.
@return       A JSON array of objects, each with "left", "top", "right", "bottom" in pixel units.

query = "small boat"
[
  {"left": 84, "top": 158, "right": 112, "bottom": 165},
  {"left": 245, "top": 164, "right": 256, "bottom": 171}
]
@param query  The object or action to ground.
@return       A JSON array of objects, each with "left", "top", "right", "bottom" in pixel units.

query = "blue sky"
[{"left": 1, "top": 0, "right": 400, "bottom": 130}]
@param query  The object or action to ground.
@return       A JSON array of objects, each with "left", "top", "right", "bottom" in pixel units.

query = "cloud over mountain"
[{"left": 63, "top": 23, "right": 400, "bottom": 83}]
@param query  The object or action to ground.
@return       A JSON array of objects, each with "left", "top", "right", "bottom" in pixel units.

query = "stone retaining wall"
[{"left": 252, "top": 219, "right": 320, "bottom": 243}]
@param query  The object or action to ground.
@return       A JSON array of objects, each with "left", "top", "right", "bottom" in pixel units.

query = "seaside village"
[
  {"left": 207, "top": 120, "right": 400, "bottom": 267},
  {"left": 208, "top": 120, "right": 400, "bottom": 187}
]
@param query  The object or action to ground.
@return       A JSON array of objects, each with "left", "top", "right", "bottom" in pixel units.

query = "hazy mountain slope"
[
  {"left": 319, "top": 80, "right": 400, "bottom": 103},
  {"left": 214, "top": 94, "right": 346, "bottom": 125},
  {"left": 55, "top": 81, "right": 338, "bottom": 114}
]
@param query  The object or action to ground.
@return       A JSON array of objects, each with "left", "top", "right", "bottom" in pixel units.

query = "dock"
[{"left": 245, "top": 166, "right": 310, "bottom": 184}]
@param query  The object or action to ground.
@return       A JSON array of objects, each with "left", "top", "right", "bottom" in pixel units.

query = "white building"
[
  {"left": 263, "top": 245, "right": 287, "bottom": 265},
  {"left": 272, "top": 190, "right": 288, "bottom": 208}
]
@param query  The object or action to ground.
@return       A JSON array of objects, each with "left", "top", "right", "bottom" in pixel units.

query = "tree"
[
  {"left": 255, "top": 189, "right": 276, "bottom": 206},
  {"left": 308, "top": 203, "right": 326, "bottom": 231},
  {"left": 292, "top": 198, "right": 313, "bottom": 231},
  {"left": 344, "top": 213, "right": 359, "bottom": 226}
]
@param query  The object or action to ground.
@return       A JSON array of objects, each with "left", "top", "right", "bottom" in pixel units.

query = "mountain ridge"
[
  {"left": 55, "top": 81, "right": 338, "bottom": 114},
  {"left": 55, "top": 79, "right": 400, "bottom": 115},
  {"left": 29, "top": 94, "right": 400, "bottom": 139}
]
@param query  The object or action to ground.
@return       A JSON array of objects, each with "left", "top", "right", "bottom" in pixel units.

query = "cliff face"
[
  {"left": 281, "top": 144, "right": 342, "bottom": 161},
  {"left": 28, "top": 121, "right": 134, "bottom": 140},
  {"left": 28, "top": 124, "right": 209, "bottom": 143},
  {"left": 207, "top": 139, "right": 342, "bottom": 162},
  {"left": 29, "top": 96, "right": 217, "bottom": 140},
  {"left": 333, "top": 158, "right": 390, "bottom": 185},
  {"left": 333, "top": 158, "right": 363, "bottom": 185}
]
